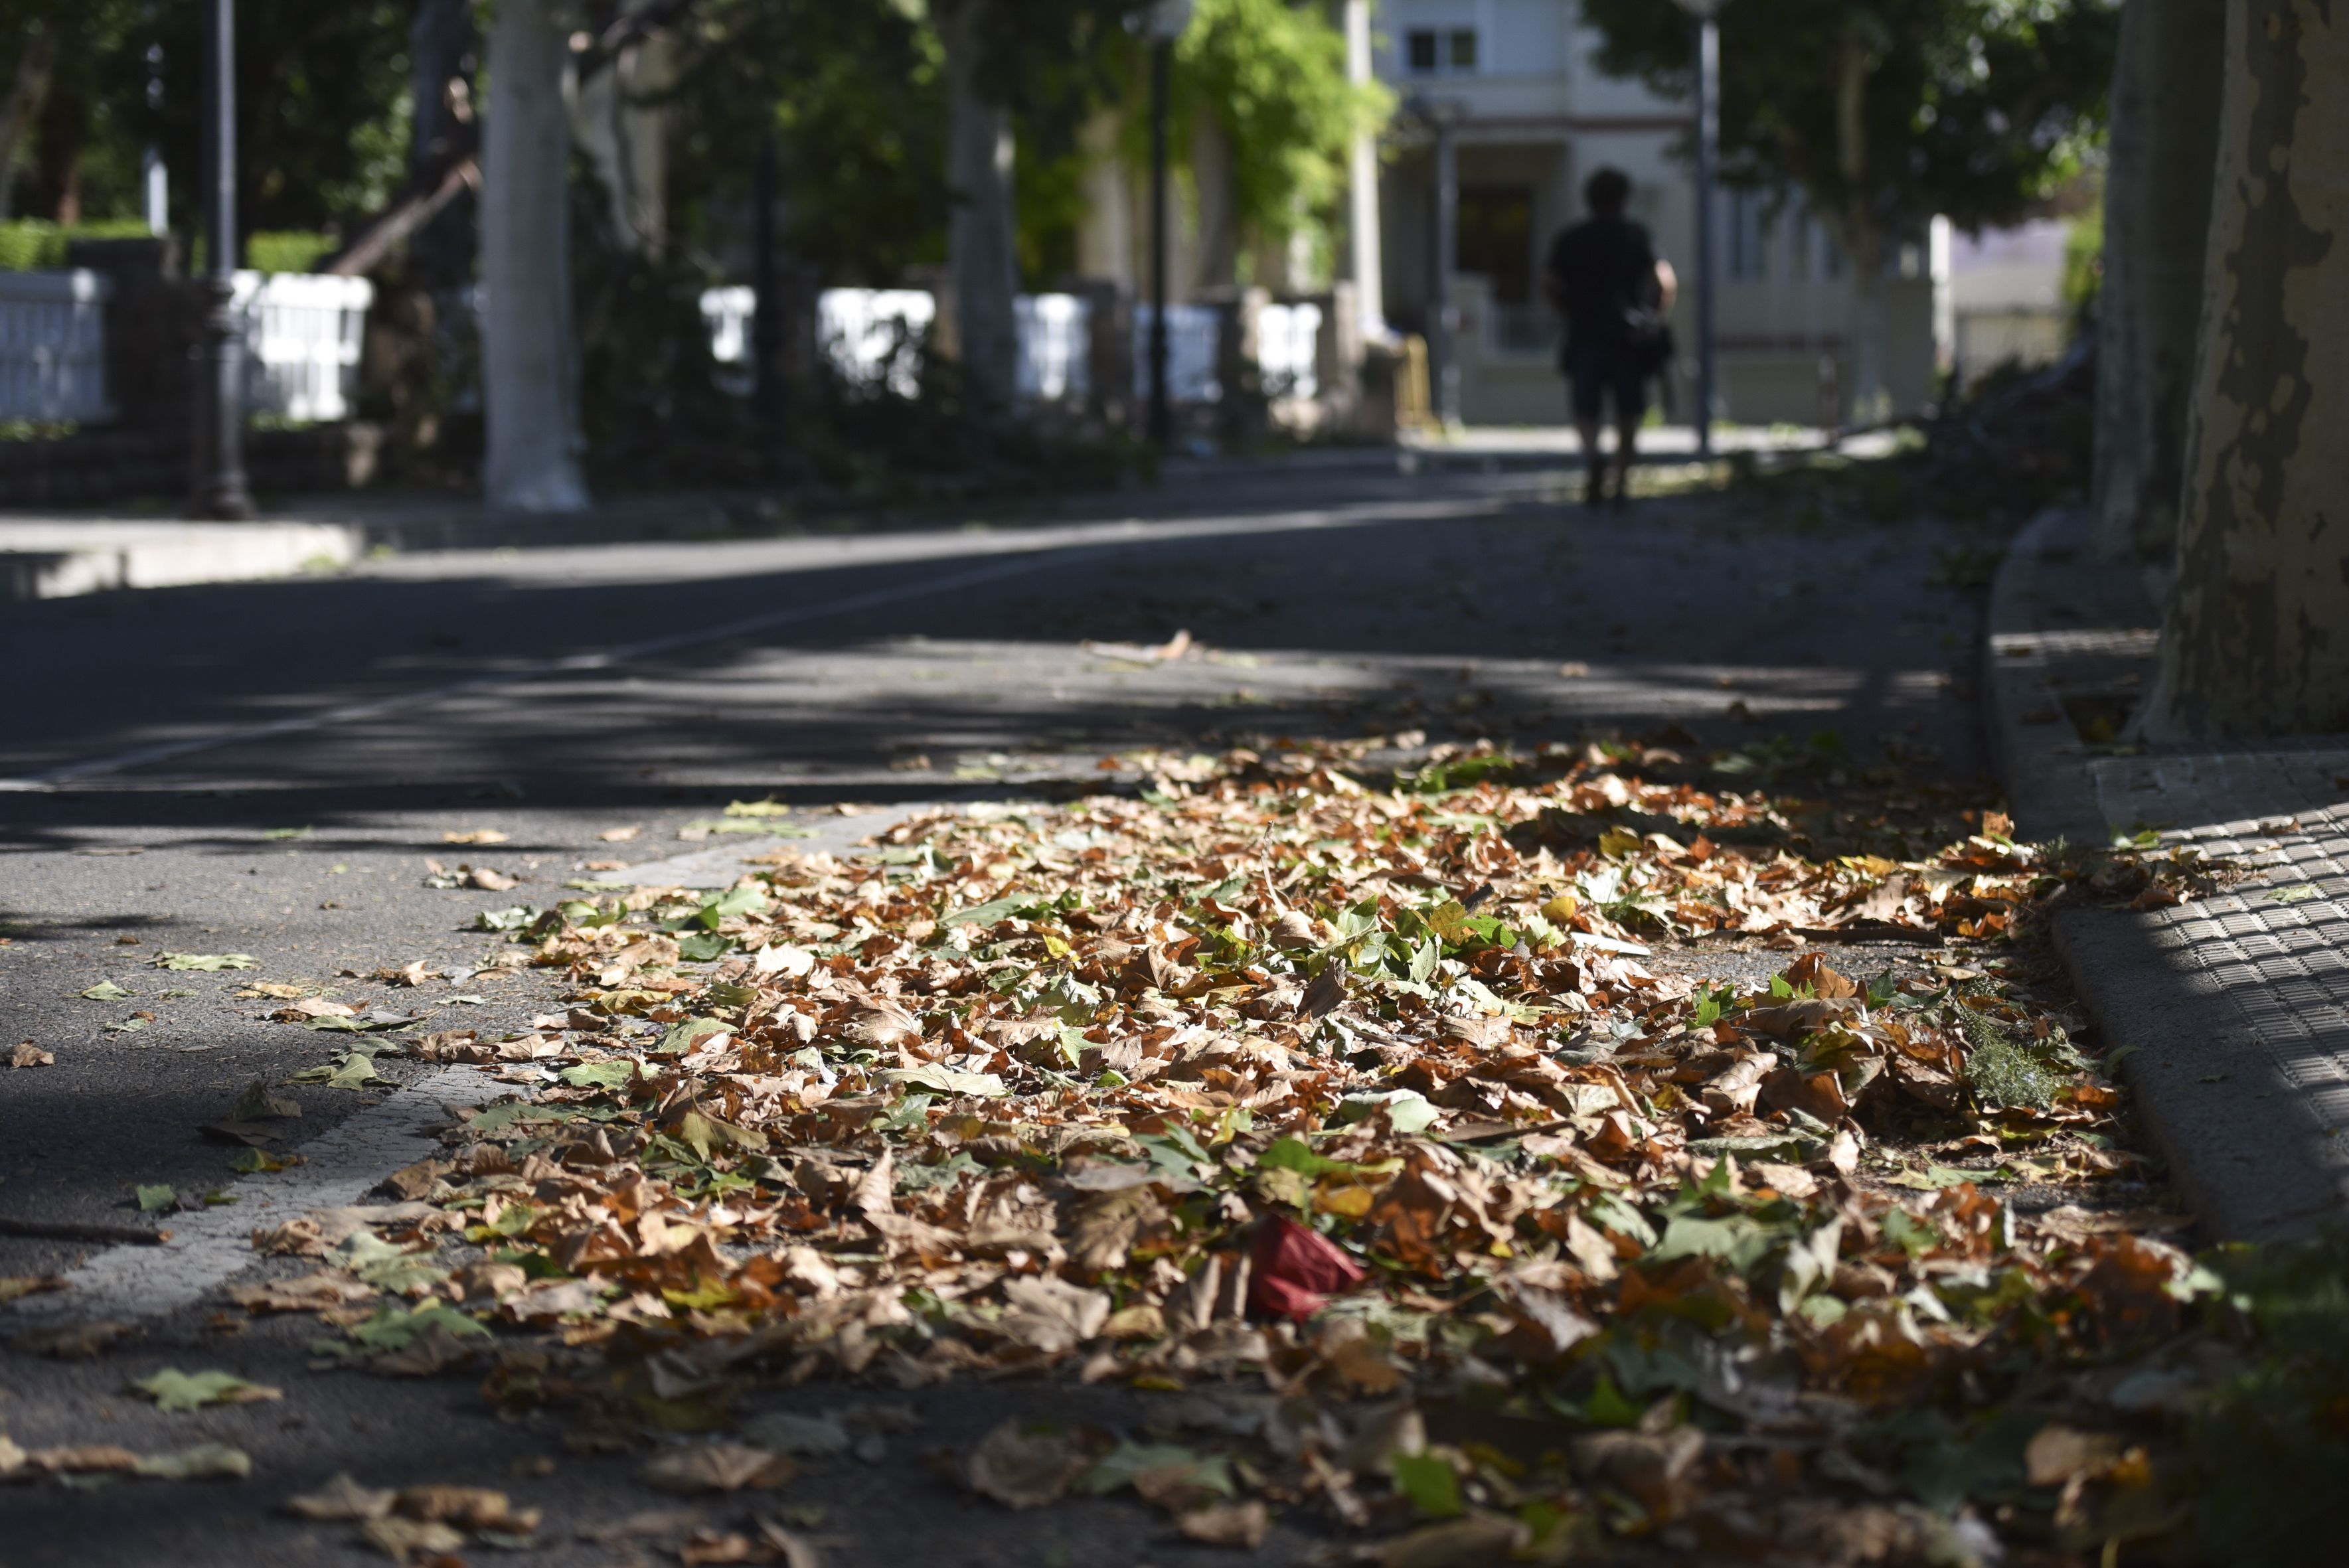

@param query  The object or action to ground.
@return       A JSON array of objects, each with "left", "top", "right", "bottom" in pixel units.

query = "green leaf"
[
  {"left": 135, "top": 1184, "right": 177, "bottom": 1212},
  {"left": 333, "top": 1231, "right": 447, "bottom": 1293},
  {"left": 331, "top": 1302, "right": 491, "bottom": 1354},
  {"left": 675, "top": 931, "right": 733, "bottom": 962},
  {"left": 1078, "top": 1442, "right": 1236, "bottom": 1498},
  {"left": 133, "top": 1443, "right": 252, "bottom": 1480},
  {"left": 228, "top": 1147, "right": 301, "bottom": 1175},
  {"left": 1258, "top": 1137, "right": 1397, "bottom": 1181},
  {"left": 261, "top": 826, "right": 311, "bottom": 840},
  {"left": 472, "top": 905, "right": 542, "bottom": 932},
  {"left": 558, "top": 1060, "right": 648, "bottom": 1091},
  {"left": 1648, "top": 1213, "right": 1787, "bottom": 1273},
  {"left": 1390, "top": 1451, "right": 1465, "bottom": 1519},
  {"left": 80, "top": 981, "right": 132, "bottom": 1001},
  {"left": 1334, "top": 1089, "right": 1439, "bottom": 1135},
  {"left": 881, "top": 1063, "right": 1008, "bottom": 1098},
  {"left": 131, "top": 1368, "right": 282, "bottom": 1412},
  {"left": 656, "top": 1017, "right": 732, "bottom": 1056},
  {"left": 155, "top": 953, "right": 258, "bottom": 972}
]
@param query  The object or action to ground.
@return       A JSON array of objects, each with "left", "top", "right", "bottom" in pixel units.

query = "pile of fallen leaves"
[{"left": 230, "top": 739, "right": 2235, "bottom": 1563}]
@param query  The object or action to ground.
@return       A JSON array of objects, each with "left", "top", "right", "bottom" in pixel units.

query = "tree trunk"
[
  {"left": 2137, "top": 0, "right": 2349, "bottom": 741},
  {"left": 407, "top": 0, "right": 478, "bottom": 291},
  {"left": 0, "top": 31, "right": 58, "bottom": 224},
  {"left": 482, "top": 0, "right": 590, "bottom": 512},
  {"left": 941, "top": 1, "right": 1019, "bottom": 409},
  {"left": 1844, "top": 244, "right": 1889, "bottom": 424},
  {"left": 1190, "top": 109, "right": 1238, "bottom": 295},
  {"left": 571, "top": 0, "right": 675, "bottom": 256},
  {"left": 2090, "top": 0, "right": 2226, "bottom": 565},
  {"left": 1833, "top": 27, "right": 1890, "bottom": 422}
]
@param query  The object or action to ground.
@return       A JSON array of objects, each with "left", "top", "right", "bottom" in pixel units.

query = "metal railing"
[
  {"left": 1257, "top": 301, "right": 1323, "bottom": 399},
  {"left": 0, "top": 270, "right": 114, "bottom": 423},
  {"left": 1130, "top": 303, "right": 1220, "bottom": 404},
  {"left": 232, "top": 272, "right": 373, "bottom": 422},
  {"left": 0, "top": 268, "right": 371, "bottom": 426}
]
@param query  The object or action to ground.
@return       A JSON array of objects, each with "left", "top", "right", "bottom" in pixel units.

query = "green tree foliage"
[
  {"left": 1577, "top": 0, "right": 2116, "bottom": 253},
  {"left": 670, "top": 0, "right": 949, "bottom": 283},
  {"left": 56, "top": 0, "right": 411, "bottom": 236},
  {"left": 1172, "top": 0, "right": 1384, "bottom": 260}
]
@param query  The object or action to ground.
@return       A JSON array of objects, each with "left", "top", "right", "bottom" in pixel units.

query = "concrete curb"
[
  {"left": 1982, "top": 507, "right": 2109, "bottom": 844},
  {"left": 1983, "top": 509, "right": 2349, "bottom": 1239},
  {"left": 0, "top": 518, "right": 363, "bottom": 600}
]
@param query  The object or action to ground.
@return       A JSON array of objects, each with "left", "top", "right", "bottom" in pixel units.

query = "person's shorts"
[{"left": 1566, "top": 341, "right": 1648, "bottom": 424}]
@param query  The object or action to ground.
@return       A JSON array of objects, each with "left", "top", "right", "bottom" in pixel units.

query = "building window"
[
  {"left": 1406, "top": 27, "right": 1478, "bottom": 75},
  {"left": 1457, "top": 185, "right": 1534, "bottom": 303}
]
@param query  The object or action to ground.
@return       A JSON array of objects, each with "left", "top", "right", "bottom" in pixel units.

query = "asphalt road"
[{"left": 0, "top": 458, "right": 1987, "bottom": 1565}]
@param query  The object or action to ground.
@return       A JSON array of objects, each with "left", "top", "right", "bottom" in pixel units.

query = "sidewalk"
[
  {"left": 1986, "top": 507, "right": 2349, "bottom": 1239},
  {"left": 0, "top": 494, "right": 752, "bottom": 601},
  {"left": 2, "top": 426, "right": 1898, "bottom": 601}
]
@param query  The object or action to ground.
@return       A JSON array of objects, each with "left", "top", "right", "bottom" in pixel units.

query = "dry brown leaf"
[
  {"left": 283, "top": 1472, "right": 398, "bottom": 1522},
  {"left": 1378, "top": 1515, "right": 1533, "bottom": 1568},
  {"left": 395, "top": 1483, "right": 538, "bottom": 1531},
  {"left": 1176, "top": 1500, "right": 1270, "bottom": 1549},
  {"left": 11, "top": 1041, "right": 53, "bottom": 1069},
  {"left": 993, "top": 1275, "right": 1111, "bottom": 1354},
  {"left": 12, "top": 1321, "right": 130, "bottom": 1359},
  {"left": 0, "top": 1275, "right": 68, "bottom": 1304},
  {"left": 641, "top": 1443, "right": 796, "bottom": 1494},
  {"left": 963, "top": 1420, "right": 1107, "bottom": 1510},
  {"left": 230, "top": 1271, "right": 376, "bottom": 1313},
  {"left": 361, "top": 1515, "right": 468, "bottom": 1563}
]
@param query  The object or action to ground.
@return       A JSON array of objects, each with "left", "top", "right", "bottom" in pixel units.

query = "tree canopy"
[
  {"left": 1174, "top": 0, "right": 1385, "bottom": 265},
  {"left": 1579, "top": 0, "right": 2118, "bottom": 249}
]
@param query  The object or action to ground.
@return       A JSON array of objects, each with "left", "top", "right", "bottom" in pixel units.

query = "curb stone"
[{"left": 1983, "top": 509, "right": 2349, "bottom": 1240}]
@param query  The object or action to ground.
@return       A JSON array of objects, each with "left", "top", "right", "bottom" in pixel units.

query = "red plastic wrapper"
[{"left": 1247, "top": 1215, "right": 1368, "bottom": 1322}]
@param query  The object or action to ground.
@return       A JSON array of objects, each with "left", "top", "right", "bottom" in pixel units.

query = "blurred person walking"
[{"left": 1544, "top": 167, "right": 1676, "bottom": 508}]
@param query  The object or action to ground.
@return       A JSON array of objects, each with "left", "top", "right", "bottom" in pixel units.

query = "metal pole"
[
  {"left": 189, "top": 0, "right": 252, "bottom": 519},
  {"left": 1431, "top": 110, "right": 1459, "bottom": 430},
  {"left": 1147, "top": 37, "right": 1171, "bottom": 451},
  {"left": 1693, "top": 14, "right": 1718, "bottom": 461},
  {"left": 752, "top": 123, "right": 783, "bottom": 441}
]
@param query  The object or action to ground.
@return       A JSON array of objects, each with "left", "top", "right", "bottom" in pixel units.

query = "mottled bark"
[
  {"left": 2139, "top": 0, "right": 2349, "bottom": 740},
  {"left": 941, "top": 1, "right": 1020, "bottom": 409},
  {"left": 571, "top": 0, "right": 676, "bottom": 256},
  {"left": 482, "top": 0, "right": 590, "bottom": 512},
  {"left": 2091, "top": 0, "right": 2226, "bottom": 564}
]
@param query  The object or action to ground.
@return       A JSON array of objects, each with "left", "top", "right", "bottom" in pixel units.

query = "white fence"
[
  {"left": 1016, "top": 293, "right": 1090, "bottom": 402},
  {"left": 0, "top": 268, "right": 370, "bottom": 426},
  {"left": 703, "top": 287, "right": 1097, "bottom": 405},
  {"left": 1131, "top": 304, "right": 1221, "bottom": 404},
  {"left": 1257, "top": 301, "right": 1323, "bottom": 400},
  {"left": 819, "top": 289, "right": 937, "bottom": 396},
  {"left": 233, "top": 272, "right": 373, "bottom": 422},
  {"left": 0, "top": 270, "right": 114, "bottom": 423}
]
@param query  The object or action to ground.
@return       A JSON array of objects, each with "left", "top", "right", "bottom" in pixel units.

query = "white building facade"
[{"left": 1359, "top": 0, "right": 1947, "bottom": 428}]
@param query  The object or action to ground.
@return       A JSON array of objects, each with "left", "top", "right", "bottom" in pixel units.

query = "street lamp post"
[
  {"left": 1145, "top": 0, "right": 1191, "bottom": 453},
  {"left": 752, "top": 122, "right": 783, "bottom": 443},
  {"left": 1429, "top": 102, "right": 1460, "bottom": 430},
  {"left": 1674, "top": 0, "right": 1720, "bottom": 461},
  {"left": 189, "top": 0, "right": 252, "bottom": 519}
]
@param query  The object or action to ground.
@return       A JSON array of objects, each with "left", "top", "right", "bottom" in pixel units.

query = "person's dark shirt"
[{"left": 1546, "top": 216, "right": 1659, "bottom": 349}]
